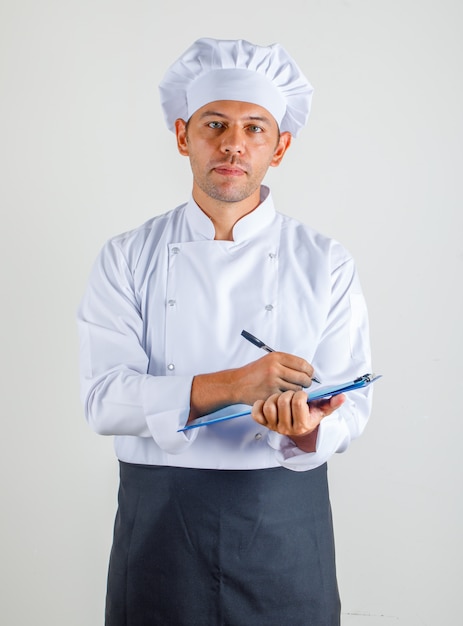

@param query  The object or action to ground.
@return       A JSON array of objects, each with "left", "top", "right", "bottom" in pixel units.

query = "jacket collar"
[{"left": 184, "top": 186, "right": 276, "bottom": 243}]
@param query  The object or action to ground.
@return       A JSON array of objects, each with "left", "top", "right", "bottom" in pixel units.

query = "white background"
[{"left": 1, "top": 1, "right": 461, "bottom": 624}]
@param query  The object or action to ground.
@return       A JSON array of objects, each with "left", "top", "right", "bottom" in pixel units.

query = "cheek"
[
  {"left": 254, "top": 146, "right": 280, "bottom": 169},
  {"left": 251, "top": 136, "right": 280, "bottom": 157},
  {"left": 190, "top": 139, "right": 218, "bottom": 160}
]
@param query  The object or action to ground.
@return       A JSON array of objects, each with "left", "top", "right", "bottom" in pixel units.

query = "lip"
[{"left": 213, "top": 165, "right": 246, "bottom": 177}]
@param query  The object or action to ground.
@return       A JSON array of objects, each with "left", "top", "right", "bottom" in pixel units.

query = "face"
[{"left": 175, "top": 100, "right": 291, "bottom": 207}]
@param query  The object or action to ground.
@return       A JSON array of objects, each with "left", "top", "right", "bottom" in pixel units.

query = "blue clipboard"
[{"left": 178, "top": 373, "right": 381, "bottom": 432}]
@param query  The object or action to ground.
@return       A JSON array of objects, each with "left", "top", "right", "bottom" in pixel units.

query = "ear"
[
  {"left": 175, "top": 118, "right": 189, "bottom": 156},
  {"left": 270, "top": 131, "right": 292, "bottom": 167}
]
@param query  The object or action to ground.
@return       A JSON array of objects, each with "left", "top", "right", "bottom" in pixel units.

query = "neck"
[{"left": 192, "top": 185, "right": 261, "bottom": 241}]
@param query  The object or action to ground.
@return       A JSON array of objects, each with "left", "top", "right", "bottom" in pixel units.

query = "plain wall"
[{"left": 1, "top": 1, "right": 461, "bottom": 624}]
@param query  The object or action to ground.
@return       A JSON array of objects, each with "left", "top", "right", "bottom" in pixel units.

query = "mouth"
[{"left": 212, "top": 164, "right": 247, "bottom": 177}]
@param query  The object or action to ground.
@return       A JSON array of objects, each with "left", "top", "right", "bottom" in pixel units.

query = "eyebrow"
[{"left": 198, "top": 110, "right": 272, "bottom": 125}]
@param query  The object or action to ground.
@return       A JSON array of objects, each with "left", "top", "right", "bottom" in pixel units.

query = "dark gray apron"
[{"left": 105, "top": 461, "right": 340, "bottom": 626}]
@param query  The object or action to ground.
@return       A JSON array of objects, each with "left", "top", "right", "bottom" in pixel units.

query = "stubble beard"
[
  {"left": 196, "top": 176, "right": 260, "bottom": 204},
  {"left": 191, "top": 155, "right": 271, "bottom": 205}
]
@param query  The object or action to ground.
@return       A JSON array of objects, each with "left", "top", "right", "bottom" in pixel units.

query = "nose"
[{"left": 220, "top": 127, "right": 245, "bottom": 155}]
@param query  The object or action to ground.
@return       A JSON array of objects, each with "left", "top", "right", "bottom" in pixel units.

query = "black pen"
[{"left": 241, "top": 330, "right": 322, "bottom": 384}]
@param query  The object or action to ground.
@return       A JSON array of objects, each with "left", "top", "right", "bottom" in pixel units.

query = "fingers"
[
  {"left": 252, "top": 390, "right": 314, "bottom": 436},
  {"left": 308, "top": 393, "right": 346, "bottom": 415},
  {"left": 264, "top": 352, "right": 316, "bottom": 390},
  {"left": 252, "top": 390, "right": 346, "bottom": 437},
  {"left": 232, "top": 352, "right": 317, "bottom": 407}
]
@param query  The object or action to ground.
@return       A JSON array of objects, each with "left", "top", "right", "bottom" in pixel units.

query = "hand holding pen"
[
  {"left": 241, "top": 330, "right": 321, "bottom": 384},
  {"left": 187, "top": 329, "right": 322, "bottom": 425}
]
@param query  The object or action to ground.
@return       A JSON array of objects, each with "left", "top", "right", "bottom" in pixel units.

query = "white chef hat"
[{"left": 159, "top": 38, "right": 314, "bottom": 137}]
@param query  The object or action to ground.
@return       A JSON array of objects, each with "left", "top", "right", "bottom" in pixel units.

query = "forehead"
[{"left": 190, "top": 100, "right": 279, "bottom": 128}]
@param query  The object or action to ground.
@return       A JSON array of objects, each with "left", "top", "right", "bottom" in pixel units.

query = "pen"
[{"left": 241, "top": 329, "right": 322, "bottom": 384}]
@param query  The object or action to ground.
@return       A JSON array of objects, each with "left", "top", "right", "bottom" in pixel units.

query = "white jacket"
[{"left": 77, "top": 186, "right": 372, "bottom": 471}]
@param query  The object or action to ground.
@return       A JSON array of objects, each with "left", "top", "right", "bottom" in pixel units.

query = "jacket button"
[
  {"left": 265, "top": 304, "right": 274, "bottom": 311},
  {"left": 167, "top": 363, "right": 175, "bottom": 371}
]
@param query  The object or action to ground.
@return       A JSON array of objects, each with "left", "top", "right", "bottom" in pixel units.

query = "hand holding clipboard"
[{"left": 179, "top": 373, "right": 380, "bottom": 431}]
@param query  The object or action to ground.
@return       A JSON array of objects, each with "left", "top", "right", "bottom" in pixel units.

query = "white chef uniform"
[{"left": 78, "top": 185, "right": 372, "bottom": 471}]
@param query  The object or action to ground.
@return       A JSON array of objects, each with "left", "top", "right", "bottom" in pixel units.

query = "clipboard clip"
[{"left": 353, "top": 373, "right": 377, "bottom": 384}]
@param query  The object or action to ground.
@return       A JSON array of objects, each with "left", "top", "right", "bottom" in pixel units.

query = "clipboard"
[{"left": 178, "top": 373, "right": 381, "bottom": 432}]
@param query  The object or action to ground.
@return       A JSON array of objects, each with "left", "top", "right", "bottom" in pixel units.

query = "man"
[{"left": 78, "top": 38, "right": 373, "bottom": 626}]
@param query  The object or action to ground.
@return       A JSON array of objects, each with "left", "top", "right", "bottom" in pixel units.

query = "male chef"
[{"left": 78, "top": 37, "right": 373, "bottom": 626}]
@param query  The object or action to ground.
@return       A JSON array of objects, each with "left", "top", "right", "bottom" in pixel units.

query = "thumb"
[{"left": 329, "top": 393, "right": 346, "bottom": 411}]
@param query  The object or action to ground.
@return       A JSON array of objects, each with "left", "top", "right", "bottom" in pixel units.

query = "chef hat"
[{"left": 159, "top": 38, "right": 313, "bottom": 137}]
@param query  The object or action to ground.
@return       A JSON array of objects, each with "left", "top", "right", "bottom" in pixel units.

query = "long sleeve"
[
  {"left": 77, "top": 237, "right": 198, "bottom": 454},
  {"left": 267, "top": 251, "right": 373, "bottom": 471}
]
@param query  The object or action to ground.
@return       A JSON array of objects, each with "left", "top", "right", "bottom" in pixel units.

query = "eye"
[
  {"left": 247, "top": 125, "right": 264, "bottom": 133},
  {"left": 207, "top": 121, "right": 224, "bottom": 129}
]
